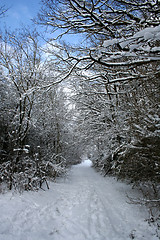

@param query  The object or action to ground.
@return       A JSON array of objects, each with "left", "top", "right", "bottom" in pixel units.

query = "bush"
[
  {"left": 0, "top": 155, "right": 67, "bottom": 193},
  {"left": 111, "top": 136, "right": 160, "bottom": 183}
]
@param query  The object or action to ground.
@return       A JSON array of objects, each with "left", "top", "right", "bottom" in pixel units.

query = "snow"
[
  {"left": 103, "top": 25, "right": 160, "bottom": 54},
  {"left": 151, "top": 47, "right": 160, "bottom": 53},
  {"left": 134, "top": 26, "right": 160, "bottom": 41},
  {"left": 103, "top": 39, "right": 118, "bottom": 47},
  {"left": 79, "top": 159, "right": 93, "bottom": 167},
  {"left": 0, "top": 160, "right": 158, "bottom": 240}
]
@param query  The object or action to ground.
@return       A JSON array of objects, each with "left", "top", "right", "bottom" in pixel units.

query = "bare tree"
[
  {"left": 37, "top": 0, "right": 160, "bottom": 170},
  {"left": 37, "top": 0, "right": 160, "bottom": 83},
  {"left": 0, "top": 5, "right": 8, "bottom": 18},
  {"left": 0, "top": 29, "right": 43, "bottom": 152}
]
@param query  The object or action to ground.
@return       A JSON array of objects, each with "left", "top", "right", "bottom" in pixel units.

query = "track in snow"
[{"left": 0, "top": 160, "right": 158, "bottom": 240}]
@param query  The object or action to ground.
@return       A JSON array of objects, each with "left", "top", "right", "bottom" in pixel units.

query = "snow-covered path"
[{"left": 0, "top": 160, "right": 158, "bottom": 240}]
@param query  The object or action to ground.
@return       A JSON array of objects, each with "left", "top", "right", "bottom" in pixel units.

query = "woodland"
[{"left": 0, "top": 0, "right": 160, "bottom": 224}]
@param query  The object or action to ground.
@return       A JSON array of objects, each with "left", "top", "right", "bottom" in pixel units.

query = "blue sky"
[
  {"left": 0, "top": 0, "right": 83, "bottom": 45},
  {"left": 0, "top": 0, "right": 40, "bottom": 30}
]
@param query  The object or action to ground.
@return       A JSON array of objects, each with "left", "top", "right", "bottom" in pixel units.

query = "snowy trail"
[{"left": 0, "top": 160, "right": 158, "bottom": 240}]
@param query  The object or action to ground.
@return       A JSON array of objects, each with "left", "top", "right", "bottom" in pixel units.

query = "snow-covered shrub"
[
  {"left": 110, "top": 136, "right": 160, "bottom": 183},
  {"left": 128, "top": 182, "right": 160, "bottom": 234},
  {"left": 0, "top": 154, "right": 67, "bottom": 193},
  {"left": 139, "top": 183, "right": 160, "bottom": 224},
  {"left": 92, "top": 154, "right": 112, "bottom": 176}
]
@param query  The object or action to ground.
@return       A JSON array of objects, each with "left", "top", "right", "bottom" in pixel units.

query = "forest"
[{"left": 0, "top": 0, "right": 160, "bottom": 226}]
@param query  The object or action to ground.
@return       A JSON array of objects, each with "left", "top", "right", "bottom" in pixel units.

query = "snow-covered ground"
[{"left": 0, "top": 160, "right": 158, "bottom": 240}]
